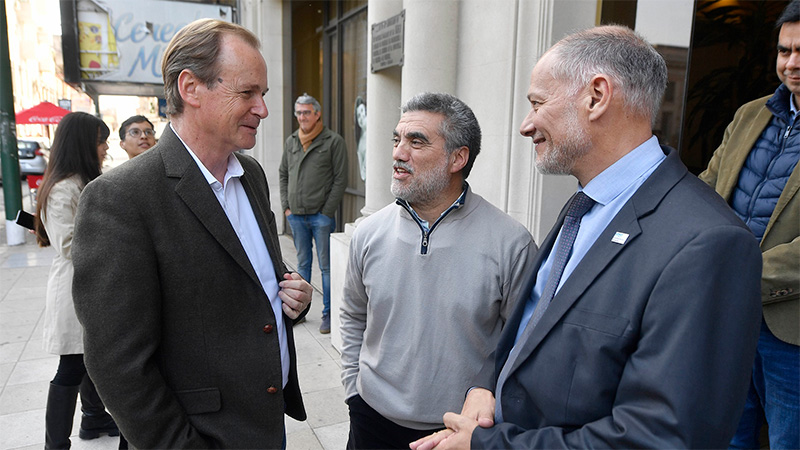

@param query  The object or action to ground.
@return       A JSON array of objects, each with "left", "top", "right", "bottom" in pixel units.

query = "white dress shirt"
[{"left": 174, "top": 125, "right": 290, "bottom": 386}]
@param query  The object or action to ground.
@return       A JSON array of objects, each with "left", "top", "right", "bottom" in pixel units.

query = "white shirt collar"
[{"left": 170, "top": 123, "right": 244, "bottom": 186}]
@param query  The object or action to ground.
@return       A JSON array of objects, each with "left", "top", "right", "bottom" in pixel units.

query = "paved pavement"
[{"left": 0, "top": 182, "right": 349, "bottom": 449}]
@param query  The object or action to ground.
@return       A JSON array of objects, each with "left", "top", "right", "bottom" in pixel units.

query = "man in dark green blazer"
[{"left": 72, "top": 19, "right": 312, "bottom": 449}]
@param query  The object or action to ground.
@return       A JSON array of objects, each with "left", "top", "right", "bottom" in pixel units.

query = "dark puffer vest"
[{"left": 730, "top": 84, "right": 800, "bottom": 241}]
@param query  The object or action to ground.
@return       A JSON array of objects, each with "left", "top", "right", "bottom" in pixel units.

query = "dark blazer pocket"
[
  {"left": 563, "top": 308, "right": 629, "bottom": 337},
  {"left": 175, "top": 387, "right": 221, "bottom": 415}
]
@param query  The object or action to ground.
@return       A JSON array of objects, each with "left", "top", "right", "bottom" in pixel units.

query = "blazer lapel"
[
  {"left": 160, "top": 126, "right": 261, "bottom": 285},
  {"left": 765, "top": 161, "right": 800, "bottom": 239},
  {"left": 506, "top": 208, "right": 643, "bottom": 374},
  {"left": 238, "top": 158, "right": 287, "bottom": 279},
  {"left": 494, "top": 196, "right": 570, "bottom": 376}
]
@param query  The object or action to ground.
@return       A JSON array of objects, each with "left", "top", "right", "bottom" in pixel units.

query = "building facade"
[
  {"left": 236, "top": 0, "right": 709, "bottom": 348},
  {"left": 37, "top": 0, "right": 774, "bottom": 347}
]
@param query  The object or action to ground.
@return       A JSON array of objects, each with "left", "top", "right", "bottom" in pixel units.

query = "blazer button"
[
  {"left": 267, "top": 386, "right": 278, "bottom": 394},
  {"left": 263, "top": 324, "right": 274, "bottom": 333}
]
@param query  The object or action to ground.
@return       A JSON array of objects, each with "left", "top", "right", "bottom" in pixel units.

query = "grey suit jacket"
[
  {"left": 73, "top": 126, "right": 306, "bottom": 449},
  {"left": 473, "top": 147, "right": 762, "bottom": 449}
]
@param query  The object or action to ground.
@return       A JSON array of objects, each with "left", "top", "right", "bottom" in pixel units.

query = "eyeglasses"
[
  {"left": 127, "top": 128, "right": 156, "bottom": 138},
  {"left": 294, "top": 110, "right": 315, "bottom": 117}
]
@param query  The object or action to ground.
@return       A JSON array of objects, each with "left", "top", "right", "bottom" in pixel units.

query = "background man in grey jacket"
[
  {"left": 280, "top": 93, "right": 348, "bottom": 334},
  {"left": 72, "top": 19, "right": 312, "bottom": 449},
  {"left": 340, "top": 92, "right": 537, "bottom": 449}
]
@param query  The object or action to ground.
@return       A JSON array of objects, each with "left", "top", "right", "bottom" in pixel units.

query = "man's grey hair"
[
  {"left": 548, "top": 25, "right": 667, "bottom": 127},
  {"left": 295, "top": 93, "right": 321, "bottom": 112},
  {"left": 401, "top": 92, "right": 482, "bottom": 179}
]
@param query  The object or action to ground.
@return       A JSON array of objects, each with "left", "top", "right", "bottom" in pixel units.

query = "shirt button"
[
  {"left": 267, "top": 386, "right": 278, "bottom": 394},
  {"left": 263, "top": 324, "right": 274, "bottom": 333}
]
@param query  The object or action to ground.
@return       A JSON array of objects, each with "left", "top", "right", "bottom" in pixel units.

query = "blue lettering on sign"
[
  {"left": 107, "top": 11, "right": 212, "bottom": 82},
  {"left": 128, "top": 45, "right": 162, "bottom": 78},
  {"left": 113, "top": 13, "right": 135, "bottom": 42},
  {"left": 158, "top": 23, "right": 174, "bottom": 42},
  {"left": 114, "top": 13, "right": 180, "bottom": 44},
  {"left": 130, "top": 23, "right": 149, "bottom": 43}
]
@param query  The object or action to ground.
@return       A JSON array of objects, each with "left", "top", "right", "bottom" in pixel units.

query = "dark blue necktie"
[
  {"left": 494, "top": 191, "right": 595, "bottom": 423},
  {"left": 527, "top": 191, "right": 596, "bottom": 331}
]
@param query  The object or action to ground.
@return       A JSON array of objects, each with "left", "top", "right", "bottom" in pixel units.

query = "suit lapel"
[
  {"left": 765, "top": 161, "right": 800, "bottom": 239},
  {"left": 237, "top": 156, "right": 287, "bottom": 279},
  {"left": 503, "top": 146, "right": 686, "bottom": 376},
  {"left": 495, "top": 220, "right": 558, "bottom": 375},
  {"left": 505, "top": 207, "right": 643, "bottom": 375},
  {"left": 160, "top": 126, "right": 261, "bottom": 286}
]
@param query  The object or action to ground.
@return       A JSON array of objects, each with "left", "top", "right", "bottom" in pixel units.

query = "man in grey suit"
[
  {"left": 412, "top": 25, "right": 762, "bottom": 450},
  {"left": 72, "top": 19, "right": 312, "bottom": 449}
]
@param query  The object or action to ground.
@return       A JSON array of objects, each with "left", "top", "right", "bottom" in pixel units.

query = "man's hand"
[
  {"left": 284, "top": 208, "right": 292, "bottom": 217},
  {"left": 460, "top": 388, "right": 495, "bottom": 428},
  {"left": 409, "top": 413, "right": 478, "bottom": 450},
  {"left": 409, "top": 389, "right": 493, "bottom": 450},
  {"left": 279, "top": 272, "right": 312, "bottom": 319}
]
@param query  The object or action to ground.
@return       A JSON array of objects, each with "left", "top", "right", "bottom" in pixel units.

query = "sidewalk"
[{"left": 0, "top": 191, "right": 349, "bottom": 450}]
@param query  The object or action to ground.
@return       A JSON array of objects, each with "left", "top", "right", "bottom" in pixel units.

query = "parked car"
[
  {"left": 18, "top": 139, "right": 48, "bottom": 177},
  {"left": 0, "top": 138, "right": 48, "bottom": 184}
]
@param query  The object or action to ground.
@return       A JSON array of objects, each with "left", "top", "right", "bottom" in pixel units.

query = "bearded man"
[{"left": 339, "top": 92, "right": 538, "bottom": 449}]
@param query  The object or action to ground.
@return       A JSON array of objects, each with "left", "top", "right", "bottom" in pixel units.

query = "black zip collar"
[{"left": 395, "top": 183, "right": 468, "bottom": 255}]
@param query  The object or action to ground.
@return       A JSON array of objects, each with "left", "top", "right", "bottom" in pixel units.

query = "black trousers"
[
  {"left": 346, "top": 394, "right": 442, "bottom": 450},
  {"left": 52, "top": 354, "right": 86, "bottom": 386}
]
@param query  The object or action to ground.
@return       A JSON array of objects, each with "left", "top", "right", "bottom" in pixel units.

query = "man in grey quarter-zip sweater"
[{"left": 340, "top": 92, "right": 538, "bottom": 449}]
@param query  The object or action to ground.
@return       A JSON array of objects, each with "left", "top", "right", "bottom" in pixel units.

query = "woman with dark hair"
[{"left": 34, "top": 112, "right": 120, "bottom": 449}]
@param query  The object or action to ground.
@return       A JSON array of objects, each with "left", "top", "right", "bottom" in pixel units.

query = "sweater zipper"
[
  {"left": 416, "top": 204, "right": 459, "bottom": 255},
  {"left": 396, "top": 185, "right": 468, "bottom": 255},
  {"left": 397, "top": 202, "right": 451, "bottom": 255}
]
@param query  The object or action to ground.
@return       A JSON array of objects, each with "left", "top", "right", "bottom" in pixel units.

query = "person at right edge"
[
  {"left": 699, "top": 1, "right": 800, "bottom": 448},
  {"left": 410, "top": 25, "right": 762, "bottom": 450}
]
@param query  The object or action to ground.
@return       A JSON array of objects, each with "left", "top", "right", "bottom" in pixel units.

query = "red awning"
[{"left": 15, "top": 101, "right": 71, "bottom": 125}]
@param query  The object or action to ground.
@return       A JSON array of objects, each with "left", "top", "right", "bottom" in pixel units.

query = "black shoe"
[
  {"left": 79, "top": 414, "right": 120, "bottom": 439},
  {"left": 78, "top": 375, "right": 120, "bottom": 440}
]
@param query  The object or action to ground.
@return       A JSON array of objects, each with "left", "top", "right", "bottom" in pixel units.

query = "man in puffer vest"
[{"left": 700, "top": 1, "right": 800, "bottom": 448}]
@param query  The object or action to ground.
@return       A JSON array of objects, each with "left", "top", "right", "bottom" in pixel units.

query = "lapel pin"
[{"left": 611, "top": 232, "right": 629, "bottom": 245}]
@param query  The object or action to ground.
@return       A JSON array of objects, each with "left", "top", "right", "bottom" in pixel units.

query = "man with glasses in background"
[
  {"left": 280, "top": 93, "right": 348, "bottom": 334},
  {"left": 119, "top": 115, "right": 157, "bottom": 159}
]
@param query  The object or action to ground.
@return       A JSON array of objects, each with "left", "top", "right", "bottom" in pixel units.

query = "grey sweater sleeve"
[{"left": 339, "top": 228, "right": 368, "bottom": 400}]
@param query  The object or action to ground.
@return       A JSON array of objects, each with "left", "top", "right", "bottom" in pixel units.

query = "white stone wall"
[{"left": 242, "top": 0, "right": 290, "bottom": 234}]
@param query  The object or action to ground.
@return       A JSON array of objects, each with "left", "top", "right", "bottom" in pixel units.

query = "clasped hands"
[
  {"left": 409, "top": 388, "right": 495, "bottom": 450},
  {"left": 279, "top": 272, "right": 312, "bottom": 319}
]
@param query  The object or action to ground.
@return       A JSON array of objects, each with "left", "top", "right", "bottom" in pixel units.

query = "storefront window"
[
  {"left": 343, "top": 0, "right": 367, "bottom": 15},
  {"left": 293, "top": 1, "right": 367, "bottom": 228},
  {"left": 339, "top": 9, "right": 368, "bottom": 222}
]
